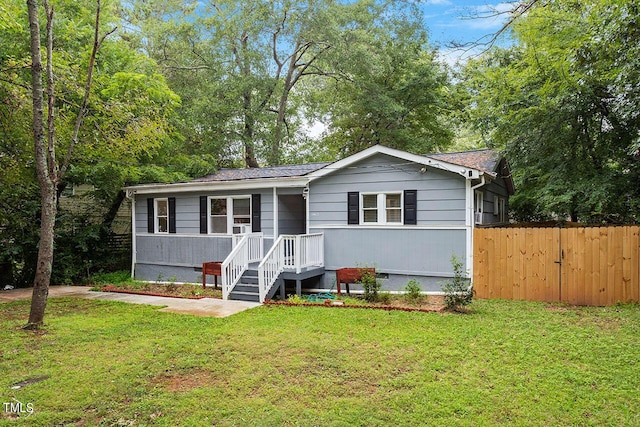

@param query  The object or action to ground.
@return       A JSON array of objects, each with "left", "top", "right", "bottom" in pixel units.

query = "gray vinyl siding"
[
  {"left": 134, "top": 235, "right": 274, "bottom": 283},
  {"left": 312, "top": 228, "right": 467, "bottom": 275},
  {"left": 308, "top": 153, "right": 467, "bottom": 226},
  {"left": 480, "top": 176, "right": 510, "bottom": 225},
  {"left": 134, "top": 189, "right": 274, "bottom": 236}
]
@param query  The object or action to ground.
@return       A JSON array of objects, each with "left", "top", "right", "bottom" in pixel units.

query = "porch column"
[{"left": 273, "top": 187, "right": 278, "bottom": 239}]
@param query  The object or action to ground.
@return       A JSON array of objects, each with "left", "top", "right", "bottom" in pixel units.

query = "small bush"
[
  {"left": 404, "top": 280, "right": 422, "bottom": 303},
  {"left": 441, "top": 256, "right": 473, "bottom": 311},
  {"left": 287, "top": 294, "right": 306, "bottom": 304},
  {"left": 378, "top": 291, "right": 392, "bottom": 305},
  {"left": 358, "top": 270, "right": 381, "bottom": 303}
]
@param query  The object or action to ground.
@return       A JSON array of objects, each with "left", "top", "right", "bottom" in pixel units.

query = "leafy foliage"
[
  {"left": 404, "top": 279, "right": 423, "bottom": 303},
  {"left": 357, "top": 269, "right": 381, "bottom": 303},
  {"left": 460, "top": 0, "right": 640, "bottom": 223},
  {"left": 122, "top": 0, "right": 453, "bottom": 165},
  {"left": 0, "top": 0, "right": 208, "bottom": 287},
  {"left": 441, "top": 256, "right": 473, "bottom": 311}
]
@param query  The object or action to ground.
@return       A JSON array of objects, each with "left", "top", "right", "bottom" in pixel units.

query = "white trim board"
[
  {"left": 125, "top": 176, "right": 309, "bottom": 195},
  {"left": 307, "top": 145, "right": 483, "bottom": 180},
  {"left": 308, "top": 224, "right": 467, "bottom": 230}
]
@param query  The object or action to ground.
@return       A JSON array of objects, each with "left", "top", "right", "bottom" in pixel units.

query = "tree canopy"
[
  {"left": 122, "top": 0, "right": 454, "bottom": 166},
  {"left": 460, "top": 0, "right": 640, "bottom": 223}
]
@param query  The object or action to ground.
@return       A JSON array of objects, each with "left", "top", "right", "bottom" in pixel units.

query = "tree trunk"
[
  {"left": 26, "top": 0, "right": 55, "bottom": 329},
  {"left": 240, "top": 35, "right": 259, "bottom": 169},
  {"left": 27, "top": 185, "right": 57, "bottom": 328}
]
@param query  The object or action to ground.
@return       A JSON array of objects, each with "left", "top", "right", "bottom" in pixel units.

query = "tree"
[
  {"left": 24, "top": 0, "right": 115, "bottom": 328},
  {"left": 123, "top": 0, "right": 450, "bottom": 166},
  {"left": 1, "top": 1, "right": 200, "bottom": 292},
  {"left": 314, "top": 13, "right": 453, "bottom": 158},
  {"left": 460, "top": 0, "right": 640, "bottom": 223}
]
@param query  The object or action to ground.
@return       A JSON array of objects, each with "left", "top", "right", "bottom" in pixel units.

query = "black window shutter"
[
  {"left": 147, "top": 198, "right": 155, "bottom": 233},
  {"left": 199, "top": 196, "right": 208, "bottom": 234},
  {"left": 404, "top": 190, "right": 417, "bottom": 225},
  {"left": 252, "top": 194, "right": 261, "bottom": 232},
  {"left": 347, "top": 192, "right": 359, "bottom": 225},
  {"left": 168, "top": 197, "right": 176, "bottom": 233}
]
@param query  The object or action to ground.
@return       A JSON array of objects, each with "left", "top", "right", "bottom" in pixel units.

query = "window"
[
  {"left": 210, "top": 198, "right": 228, "bottom": 233},
  {"left": 362, "top": 194, "right": 378, "bottom": 223},
  {"left": 475, "top": 191, "right": 484, "bottom": 224},
  {"left": 492, "top": 196, "right": 507, "bottom": 223},
  {"left": 208, "top": 196, "right": 251, "bottom": 234},
  {"left": 231, "top": 197, "right": 251, "bottom": 233},
  {"left": 155, "top": 198, "right": 169, "bottom": 233},
  {"left": 361, "top": 193, "right": 402, "bottom": 225},
  {"left": 498, "top": 197, "right": 507, "bottom": 223}
]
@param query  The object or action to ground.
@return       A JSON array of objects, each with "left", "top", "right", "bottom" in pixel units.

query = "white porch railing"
[
  {"left": 258, "top": 233, "right": 324, "bottom": 303},
  {"left": 222, "top": 233, "right": 264, "bottom": 300},
  {"left": 232, "top": 232, "right": 264, "bottom": 263}
]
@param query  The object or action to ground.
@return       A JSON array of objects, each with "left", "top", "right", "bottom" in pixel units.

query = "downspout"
[
  {"left": 126, "top": 189, "right": 136, "bottom": 279},
  {"left": 467, "top": 175, "right": 485, "bottom": 281}
]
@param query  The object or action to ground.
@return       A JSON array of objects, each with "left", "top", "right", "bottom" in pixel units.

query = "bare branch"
[
  {"left": 448, "top": 0, "right": 541, "bottom": 58},
  {"left": 161, "top": 65, "right": 210, "bottom": 71},
  {"left": 59, "top": 0, "right": 113, "bottom": 180}
]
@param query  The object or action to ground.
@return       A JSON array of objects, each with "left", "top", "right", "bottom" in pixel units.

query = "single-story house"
[{"left": 124, "top": 145, "right": 514, "bottom": 302}]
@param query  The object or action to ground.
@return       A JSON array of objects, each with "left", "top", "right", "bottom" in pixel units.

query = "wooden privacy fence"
[{"left": 473, "top": 226, "right": 640, "bottom": 306}]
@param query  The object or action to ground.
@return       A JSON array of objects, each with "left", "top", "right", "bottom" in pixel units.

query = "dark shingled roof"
[
  {"left": 191, "top": 149, "right": 501, "bottom": 183},
  {"left": 193, "top": 162, "right": 331, "bottom": 182},
  {"left": 427, "top": 149, "right": 499, "bottom": 176}
]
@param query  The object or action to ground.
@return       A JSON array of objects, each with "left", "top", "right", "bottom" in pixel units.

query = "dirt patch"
[
  {"left": 152, "top": 370, "right": 226, "bottom": 392},
  {"left": 265, "top": 297, "right": 446, "bottom": 313}
]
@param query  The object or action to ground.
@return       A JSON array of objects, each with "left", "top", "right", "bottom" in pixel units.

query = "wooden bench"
[
  {"left": 202, "top": 261, "right": 222, "bottom": 289},
  {"left": 336, "top": 267, "right": 375, "bottom": 295}
]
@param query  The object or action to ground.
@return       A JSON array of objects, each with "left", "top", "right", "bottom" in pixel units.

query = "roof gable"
[
  {"left": 307, "top": 145, "right": 488, "bottom": 180},
  {"left": 194, "top": 162, "right": 330, "bottom": 182}
]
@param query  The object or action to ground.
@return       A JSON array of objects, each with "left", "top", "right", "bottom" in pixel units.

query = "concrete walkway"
[{"left": 0, "top": 286, "right": 261, "bottom": 318}]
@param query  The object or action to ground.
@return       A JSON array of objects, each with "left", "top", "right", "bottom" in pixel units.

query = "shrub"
[
  {"left": 287, "top": 294, "right": 306, "bottom": 304},
  {"left": 404, "top": 280, "right": 422, "bottom": 303},
  {"left": 378, "top": 291, "right": 392, "bottom": 305},
  {"left": 358, "top": 269, "right": 381, "bottom": 303},
  {"left": 441, "top": 256, "right": 473, "bottom": 311}
]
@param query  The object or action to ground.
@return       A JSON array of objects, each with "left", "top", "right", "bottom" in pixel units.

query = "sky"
[{"left": 418, "top": 0, "right": 515, "bottom": 65}]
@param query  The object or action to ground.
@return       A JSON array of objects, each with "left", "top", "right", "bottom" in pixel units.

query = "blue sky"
[{"left": 418, "top": 1, "right": 514, "bottom": 65}]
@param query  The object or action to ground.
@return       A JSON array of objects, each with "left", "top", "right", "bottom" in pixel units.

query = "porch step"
[
  {"left": 229, "top": 285, "right": 260, "bottom": 302},
  {"left": 240, "top": 270, "right": 259, "bottom": 285},
  {"left": 228, "top": 269, "right": 261, "bottom": 302}
]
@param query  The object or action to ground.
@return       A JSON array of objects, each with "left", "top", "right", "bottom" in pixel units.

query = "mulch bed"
[
  {"left": 264, "top": 299, "right": 445, "bottom": 313},
  {"left": 99, "top": 285, "right": 209, "bottom": 300}
]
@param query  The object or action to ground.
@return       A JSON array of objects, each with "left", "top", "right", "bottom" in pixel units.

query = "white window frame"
[
  {"left": 207, "top": 196, "right": 252, "bottom": 235},
  {"left": 499, "top": 197, "right": 506, "bottom": 223},
  {"left": 155, "top": 198, "right": 169, "bottom": 234},
  {"left": 475, "top": 191, "right": 484, "bottom": 224},
  {"left": 360, "top": 192, "right": 403, "bottom": 225},
  {"left": 493, "top": 195, "right": 507, "bottom": 223}
]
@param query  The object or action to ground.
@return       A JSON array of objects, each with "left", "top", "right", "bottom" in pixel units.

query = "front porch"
[{"left": 216, "top": 232, "right": 325, "bottom": 303}]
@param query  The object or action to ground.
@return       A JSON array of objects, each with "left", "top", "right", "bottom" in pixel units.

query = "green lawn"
[{"left": 1, "top": 298, "right": 639, "bottom": 426}]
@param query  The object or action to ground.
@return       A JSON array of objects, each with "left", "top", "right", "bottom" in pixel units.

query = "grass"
[{"left": 1, "top": 298, "right": 639, "bottom": 426}]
